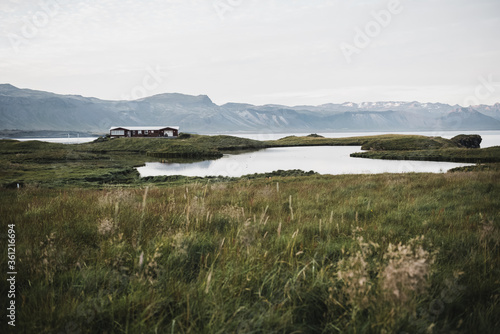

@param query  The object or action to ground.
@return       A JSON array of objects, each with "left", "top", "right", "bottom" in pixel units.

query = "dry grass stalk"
[
  {"left": 98, "top": 218, "right": 115, "bottom": 235},
  {"left": 479, "top": 215, "right": 499, "bottom": 249},
  {"left": 337, "top": 237, "right": 377, "bottom": 310},
  {"left": 380, "top": 237, "right": 435, "bottom": 308}
]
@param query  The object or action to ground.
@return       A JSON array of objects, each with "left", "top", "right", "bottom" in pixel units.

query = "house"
[{"left": 109, "top": 126, "right": 179, "bottom": 138}]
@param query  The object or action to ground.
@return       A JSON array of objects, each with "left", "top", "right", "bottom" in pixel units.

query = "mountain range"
[{"left": 1, "top": 84, "right": 500, "bottom": 135}]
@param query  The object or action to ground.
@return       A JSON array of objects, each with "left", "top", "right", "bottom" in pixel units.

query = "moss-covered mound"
[
  {"left": 80, "top": 134, "right": 267, "bottom": 158},
  {"left": 351, "top": 146, "right": 500, "bottom": 163},
  {"left": 359, "top": 135, "right": 459, "bottom": 151}
]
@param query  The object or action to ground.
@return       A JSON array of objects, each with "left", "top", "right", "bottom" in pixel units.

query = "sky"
[{"left": 1, "top": 0, "right": 500, "bottom": 106}]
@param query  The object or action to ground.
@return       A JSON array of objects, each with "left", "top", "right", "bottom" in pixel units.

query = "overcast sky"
[{"left": 1, "top": 0, "right": 499, "bottom": 106}]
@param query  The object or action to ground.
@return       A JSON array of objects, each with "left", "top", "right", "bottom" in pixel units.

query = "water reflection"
[{"left": 137, "top": 146, "right": 474, "bottom": 178}]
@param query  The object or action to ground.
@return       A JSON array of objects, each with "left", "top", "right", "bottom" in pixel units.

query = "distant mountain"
[
  {"left": 1, "top": 84, "right": 500, "bottom": 134},
  {"left": 470, "top": 103, "right": 500, "bottom": 121}
]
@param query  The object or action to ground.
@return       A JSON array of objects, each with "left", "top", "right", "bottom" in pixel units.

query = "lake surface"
[
  {"left": 137, "top": 146, "right": 475, "bottom": 178},
  {"left": 10, "top": 137, "right": 98, "bottom": 144}
]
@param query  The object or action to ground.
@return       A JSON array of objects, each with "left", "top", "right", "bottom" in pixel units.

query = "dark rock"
[{"left": 451, "top": 134, "right": 482, "bottom": 148}]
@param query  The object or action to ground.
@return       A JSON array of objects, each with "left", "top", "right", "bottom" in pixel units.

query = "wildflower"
[
  {"left": 337, "top": 250, "right": 372, "bottom": 309},
  {"left": 138, "top": 251, "right": 144, "bottom": 269},
  {"left": 380, "top": 237, "right": 435, "bottom": 309},
  {"left": 337, "top": 237, "right": 377, "bottom": 309},
  {"left": 98, "top": 218, "right": 115, "bottom": 235}
]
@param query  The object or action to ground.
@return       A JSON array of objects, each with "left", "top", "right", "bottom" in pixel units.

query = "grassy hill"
[
  {"left": 265, "top": 134, "right": 460, "bottom": 150},
  {"left": 81, "top": 134, "right": 266, "bottom": 157},
  {"left": 351, "top": 146, "right": 500, "bottom": 163}
]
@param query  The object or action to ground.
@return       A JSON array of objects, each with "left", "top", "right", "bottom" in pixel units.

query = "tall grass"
[{"left": 0, "top": 171, "right": 499, "bottom": 333}]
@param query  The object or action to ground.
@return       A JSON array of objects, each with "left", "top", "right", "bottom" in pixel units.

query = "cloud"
[{"left": 0, "top": 0, "right": 499, "bottom": 105}]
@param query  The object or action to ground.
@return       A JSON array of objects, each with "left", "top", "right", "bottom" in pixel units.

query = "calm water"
[
  {"left": 11, "top": 137, "right": 98, "bottom": 144},
  {"left": 137, "top": 146, "right": 475, "bottom": 178}
]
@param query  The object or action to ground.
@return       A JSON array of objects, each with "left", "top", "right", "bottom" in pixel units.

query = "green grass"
[
  {"left": 358, "top": 134, "right": 458, "bottom": 150},
  {"left": 0, "top": 135, "right": 268, "bottom": 187},
  {"left": 1, "top": 134, "right": 500, "bottom": 332},
  {"left": 351, "top": 146, "right": 500, "bottom": 163},
  {"left": 82, "top": 134, "right": 267, "bottom": 158},
  {"left": 264, "top": 134, "right": 460, "bottom": 150},
  {"left": 1, "top": 172, "right": 499, "bottom": 333},
  {"left": 0, "top": 139, "right": 145, "bottom": 188}
]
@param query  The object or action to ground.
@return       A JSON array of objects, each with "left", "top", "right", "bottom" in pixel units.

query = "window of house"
[{"left": 111, "top": 130, "right": 125, "bottom": 136}]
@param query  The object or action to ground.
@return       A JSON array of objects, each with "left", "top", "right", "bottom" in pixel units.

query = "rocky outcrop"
[{"left": 451, "top": 134, "right": 482, "bottom": 148}]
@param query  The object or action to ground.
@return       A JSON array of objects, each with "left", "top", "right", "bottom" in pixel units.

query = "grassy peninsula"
[{"left": 345, "top": 134, "right": 500, "bottom": 164}]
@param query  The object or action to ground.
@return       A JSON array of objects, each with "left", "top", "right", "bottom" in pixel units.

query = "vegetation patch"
[
  {"left": 0, "top": 135, "right": 267, "bottom": 187},
  {"left": 306, "top": 133, "right": 324, "bottom": 138},
  {"left": 1, "top": 134, "right": 498, "bottom": 188},
  {"left": 1, "top": 172, "right": 499, "bottom": 333},
  {"left": 351, "top": 146, "right": 500, "bottom": 163},
  {"left": 83, "top": 135, "right": 267, "bottom": 158},
  {"left": 264, "top": 134, "right": 462, "bottom": 151},
  {"left": 359, "top": 134, "right": 459, "bottom": 151}
]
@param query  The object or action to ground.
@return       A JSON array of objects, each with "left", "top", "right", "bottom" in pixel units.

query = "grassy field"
[
  {"left": 0, "top": 139, "right": 143, "bottom": 188},
  {"left": 1, "top": 134, "right": 500, "bottom": 332},
  {"left": 1, "top": 171, "right": 499, "bottom": 333}
]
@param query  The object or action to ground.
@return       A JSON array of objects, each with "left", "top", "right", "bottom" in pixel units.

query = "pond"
[{"left": 137, "top": 146, "right": 475, "bottom": 178}]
